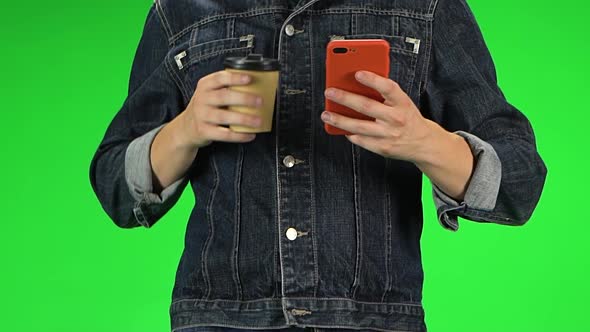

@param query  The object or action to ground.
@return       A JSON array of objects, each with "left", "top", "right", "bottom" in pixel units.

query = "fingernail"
[
  {"left": 325, "top": 89, "right": 335, "bottom": 98},
  {"left": 256, "top": 97, "right": 263, "bottom": 106},
  {"left": 321, "top": 111, "right": 331, "bottom": 121},
  {"left": 241, "top": 75, "right": 251, "bottom": 83},
  {"left": 356, "top": 71, "right": 365, "bottom": 80}
]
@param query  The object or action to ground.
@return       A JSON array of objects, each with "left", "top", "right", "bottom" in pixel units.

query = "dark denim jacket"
[{"left": 89, "top": 1, "right": 547, "bottom": 331}]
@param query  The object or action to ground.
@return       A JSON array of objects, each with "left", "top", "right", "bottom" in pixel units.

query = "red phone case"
[{"left": 325, "top": 39, "right": 390, "bottom": 135}]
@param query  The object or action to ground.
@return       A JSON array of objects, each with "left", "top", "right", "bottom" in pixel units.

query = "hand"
[
  {"left": 180, "top": 70, "right": 264, "bottom": 149},
  {"left": 321, "top": 70, "right": 437, "bottom": 163}
]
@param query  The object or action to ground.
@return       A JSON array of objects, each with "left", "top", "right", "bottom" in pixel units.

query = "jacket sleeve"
[
  {"left": 421, "top": 0, "right": 547, "bottom": 231},
  {"left": 89, "top": 4, "right": 189, "bottom": 229}
]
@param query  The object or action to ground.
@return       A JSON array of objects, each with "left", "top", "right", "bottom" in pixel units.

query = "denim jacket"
[{"left": 89, "top": 1, "right": 547, "bottom": 331}]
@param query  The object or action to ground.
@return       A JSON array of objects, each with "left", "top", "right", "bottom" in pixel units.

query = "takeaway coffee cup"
[{"left": 224, "top": 54, "right": 280, "bottom": 133}]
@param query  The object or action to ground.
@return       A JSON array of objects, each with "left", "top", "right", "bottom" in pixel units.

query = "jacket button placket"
[{"left": 276, "top": 13, "right": 317, "bottom": 305}]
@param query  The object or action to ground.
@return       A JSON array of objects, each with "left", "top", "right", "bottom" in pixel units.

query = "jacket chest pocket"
[
  {"left": 170, "top": 33, "right": 256, "bottom": 102},
  {"left": 333, "top": 33, "right": 421, "bottom": 99},
  {"left": 314, "top": 10, "right": 427, "bottom": 102}
]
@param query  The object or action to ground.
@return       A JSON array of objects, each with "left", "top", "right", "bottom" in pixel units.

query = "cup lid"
[{"left": 224, "top": 54, "right": 279, "bottom": 71}]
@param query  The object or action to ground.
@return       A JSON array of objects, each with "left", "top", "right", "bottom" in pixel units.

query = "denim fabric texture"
[
  {"left": 175, "top": 327, "right": 377, "bottom": 332},
  {"left": 89, "top": 1, "right": 547, "bottom": 331}
]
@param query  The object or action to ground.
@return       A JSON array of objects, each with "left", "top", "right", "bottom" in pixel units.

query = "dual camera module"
[{"left": 333, "top": 47, "right": 357, "bottom": 54}]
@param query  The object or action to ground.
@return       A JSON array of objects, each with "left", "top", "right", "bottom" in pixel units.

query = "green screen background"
[{"left": 0, "top": 1, "right": 586, "bottom": 331}]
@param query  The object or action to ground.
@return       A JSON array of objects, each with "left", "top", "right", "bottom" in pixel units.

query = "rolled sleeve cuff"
[
  {"left": 124, "top": 123, "right": 187, "bottom": 207},
  {"left": 432, "top": 130, "right": 502, "bottom": 231}
]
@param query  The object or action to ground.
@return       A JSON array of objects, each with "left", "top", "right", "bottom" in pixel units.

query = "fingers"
[
  {"left": 206, "top": 87, "right": 262, "bottom": 108},
  {"left": 200, "top": 123, "right": 257, "bottom": 143},
  {"left": 199, "top": 70, "right": 252, "bottom": 91},
  {"left": 324, "top": 87, "right": 390, "bottom": 121},
  {"left": 184, "top": 70, "right": 265, "bottom": 146},
  {"left": 321, "top": 111, "right": 384, "bottom": 137},
  {"left": 203, "top": 106, "right": 262, "bottom": 128},
  {"left": 354, "top": 71, "right": 406, "bottom": 105}
]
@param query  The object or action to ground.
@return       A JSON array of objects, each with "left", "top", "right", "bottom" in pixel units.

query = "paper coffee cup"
[{"left": 224, "top": 54, "right": 280, "bottom": 133}]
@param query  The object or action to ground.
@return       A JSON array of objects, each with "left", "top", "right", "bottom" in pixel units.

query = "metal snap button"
[
  {"left": 285, "top": 24, "right": 295, "bottom": 36},
  {"left": 283, "top": 155, "right": 296, "bottom": 168},
  {"left": 286, "top": 227, "right": 298, "bottom": 241}
]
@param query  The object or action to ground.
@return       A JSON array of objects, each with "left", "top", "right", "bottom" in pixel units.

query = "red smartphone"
[{"left": 325, "top": 39, "right": 390, "bottom": 135}]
